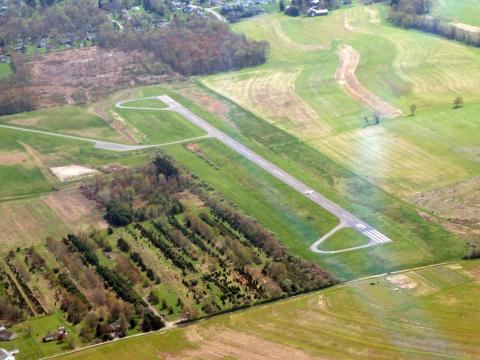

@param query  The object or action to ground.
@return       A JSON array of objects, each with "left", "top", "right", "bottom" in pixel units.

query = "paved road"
[
  {"left": 117, "top": 96, "right": 392, "bottom": 254},
  {"left": 0, "top": 124, "right": 209, "bottom": 152}
]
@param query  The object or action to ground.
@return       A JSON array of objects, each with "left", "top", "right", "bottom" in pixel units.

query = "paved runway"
[{"left": 116, "top": 95, "right": 392, "bottom": 254}]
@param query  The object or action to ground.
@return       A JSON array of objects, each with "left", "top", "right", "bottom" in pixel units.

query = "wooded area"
[
  {"left": 97, "top": 18, "right": 268, "bottom": 75},
  {"left": 0, "top": 155, "right": 334, "bottom": 347}
]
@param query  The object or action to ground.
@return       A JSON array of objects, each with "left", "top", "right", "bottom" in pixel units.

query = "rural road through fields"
[{"left": 117, "top": 95, "right": 393, "bottom": 254}]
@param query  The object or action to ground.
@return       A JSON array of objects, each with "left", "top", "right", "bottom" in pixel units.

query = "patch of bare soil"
[
  {"left": 180, "top": 327, "right": 319, "bottom": 360},
  {"left": 25, "top": 46, "right": 178, "bottom": 108},
  {"left": 411, "top": 176, "right": 480, "bottom": 224},
  {"left": 50, "top": 165, "right": 100, "bottom": 182},
  {"left": 386, "top": 273, "right": 437, "bottom": 297},
  {"left": 418, "top": 211, "right": 480, "bottom": 247},
  {"left": 412, "top": 177, "right": 480, "bottom": 245},
  {"left": 335, "top": 45, "right": 402, "bottom": 118},
  {"left": 0, "top": 151, "right": 30, "bottom": 166},
  {"left": 41, "top": 188, "right": 107, "bottom": 232}
]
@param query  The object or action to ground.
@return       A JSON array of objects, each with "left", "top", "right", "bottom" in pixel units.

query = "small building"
[
  {"left": 43, "top": 327, "right": 67, "bottom": 343},
  {"left": 86, "top": 32, "right": 96, "bottom": 42},
  {"left": 37, "top": 38, "right": 47, "bottom": 48},
  {"left": 0, "top": 328, "right": 17, "bottom": 342},
  {"left": 307, "top": 7, "right": 328, "bottom": 16},
  {"left": 183, "top": 5, "right": 194, "bottom": 13}
]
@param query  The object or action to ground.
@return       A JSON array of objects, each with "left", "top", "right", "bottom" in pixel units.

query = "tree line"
[{"left": 388, "top": 0, "right": 480, "bottom": 47}]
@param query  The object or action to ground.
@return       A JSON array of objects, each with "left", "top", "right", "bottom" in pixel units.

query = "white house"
[
  {"left": 0, "top": 348, "right": 18, "bottom": 360},
  {"left": 307, "top": 7, "right": 328, "bottom": 16}
]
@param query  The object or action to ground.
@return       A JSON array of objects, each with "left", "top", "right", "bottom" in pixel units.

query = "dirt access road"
[{"left": 336, "top": 45, "right": 402, "bottom": 119}]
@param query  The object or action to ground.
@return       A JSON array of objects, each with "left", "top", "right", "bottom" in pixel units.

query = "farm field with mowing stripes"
[
  {"left": 54, "top": 260, "right": 480, "bottom": 360},
  {"left": 203, "top": 4, "right": 480, "bottom": 198},
  {"left": 432, "top": 0, "right": 480, "bottom": 27},
  {"left": 0, "top": 188, "right": 106, "bottom": 249},
  {"left": 0, "top": 198, "right": 69, "bottom": 248}
]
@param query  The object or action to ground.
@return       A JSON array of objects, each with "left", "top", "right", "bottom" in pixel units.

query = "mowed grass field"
[
  {"left": 432, "top": 0, "right": 480, "bottom": 27},
  {"left": 202, "top": 4, "right": 480, "bottom": 198},
  {"left": 53, "top": 260, "right": 480, "bottom": 360},
  {"left": 114, "top": 107, "right": 205, "bottom": 144}
]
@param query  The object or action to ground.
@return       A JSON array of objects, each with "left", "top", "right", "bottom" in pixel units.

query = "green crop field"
[
  {"left": 432, "top": 0, "right": 480, "bottom": 27},
  {"left": 203, "top": 4, "right": 480, "bottom": 198},
  {"left": 52, "top": 260, "right": 480, "bottom": 360}
]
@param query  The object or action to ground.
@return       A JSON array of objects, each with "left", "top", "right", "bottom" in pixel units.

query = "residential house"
[
  {"left": 43, "top": 327, "right": 68, "bottom": 343},
  {"left": 0, "top": 328, "right": 17, "bottom": 342},
  {"left": 307, "top": 7, "right": 328, "bottom": 16}
]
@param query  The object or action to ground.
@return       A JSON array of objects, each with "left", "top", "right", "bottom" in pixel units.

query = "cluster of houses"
[
  {"left": 307, "top": 0, "right": 328, "bottom": 17},
  {"left": 0, "top": 54, "right": 10, "bottom": 63},
  {"left": 221, "top": 0, "right": 273, "bottom": 12},
  {"left": 9, "top": 29, "right": 96, "bottom": 55}
]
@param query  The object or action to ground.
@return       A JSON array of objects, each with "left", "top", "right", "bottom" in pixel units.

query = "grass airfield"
[
  {"left": 53, "top": 260, "right": 480, "bottom": 360},
  {"left": 0, "top": 3, "right": 479, "bottom": 359},
  {"left": 203, "top": 4, "right": 480, "bottom": 198},
  {"left": 0, "top": 78, "right": 468, "bottom": 280}
]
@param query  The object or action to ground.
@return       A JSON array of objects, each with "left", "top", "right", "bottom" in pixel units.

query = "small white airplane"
[{"left": 304, "top": 189, "right": 314, "bottom": 195}]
